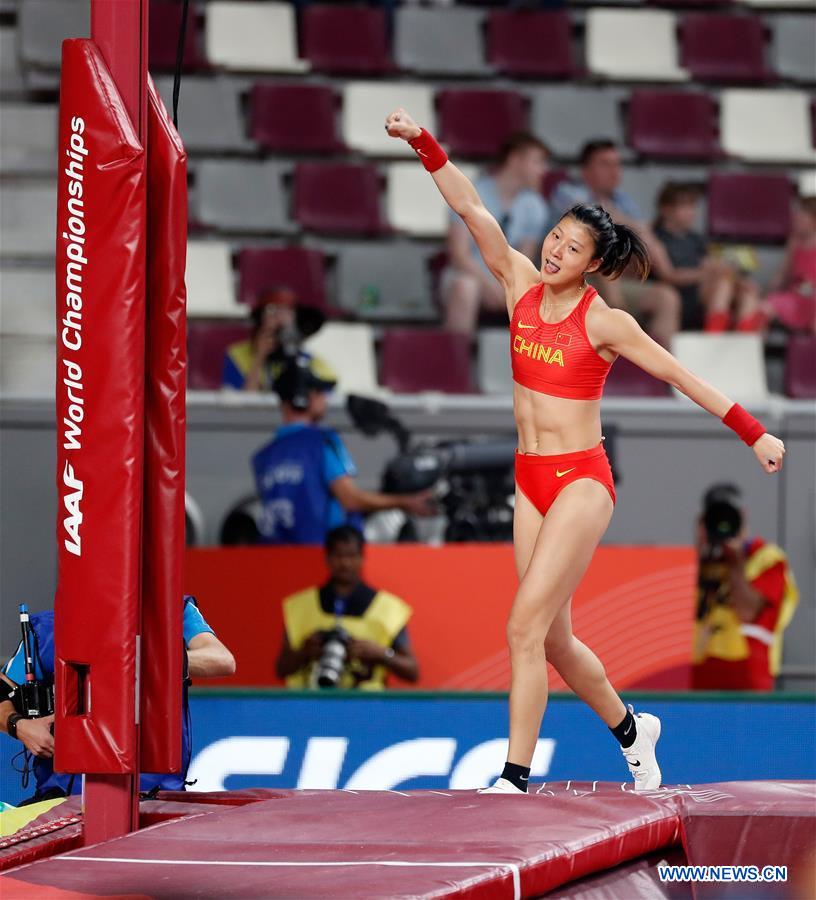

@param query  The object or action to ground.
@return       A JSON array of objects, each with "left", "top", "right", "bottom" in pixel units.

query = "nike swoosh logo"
[
  {"left": 631, "top": 760, "right": 641, "bottom": 767},
  {"left": 520, "top": 775, "right": 528, "bottom": 780},
  {"left": 416, "top": 149, "right": 428, "bottom": 157},
  {"left": 518, "top": 323, "right": 536, "bottom": 329},
  {"left": 555, "top": 468, "right": 576, "bottom": 478},
  {"left": 623, "top": 722, "right": 633, "bottom": 736}
]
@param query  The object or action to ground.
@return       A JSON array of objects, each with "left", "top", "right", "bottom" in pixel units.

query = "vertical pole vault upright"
[{"left": 54, "top": 0, "right": 148, "bottom": 844}]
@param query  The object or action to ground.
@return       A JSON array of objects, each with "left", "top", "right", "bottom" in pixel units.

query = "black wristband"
[{"left": 7, "top": 713, "right": 23, "bottom": 739}]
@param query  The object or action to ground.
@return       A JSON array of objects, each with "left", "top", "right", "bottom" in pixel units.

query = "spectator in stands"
[
  {"left": 693, "top": 483, "right": 798, "bottom": 691},
  {"left": 551, "top": 140, "right": 681, "bottom": 346},
  {"left": 252, "top": 357, "right": 433, "bottom": 545},
  {"left": 442, "top": 132, "right": 550, "bottom": 334},
  {"left": 222, "top": 287, "right": 302, "bottom": 392},
  {"left": 0, "top": 597, "right": 235, "bottom": 805},
  {"left": 765, "top": 196, "right": 816, "bottom": 334},
  {"left": 276, "top": 525, "right": 419, "bottom": 689},
  {"left": 654, "top": 182, "right": 764, "bottom": 333}
]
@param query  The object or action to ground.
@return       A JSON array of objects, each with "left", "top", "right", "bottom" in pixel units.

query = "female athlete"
[{"left": 385, "top": 108, "right": 786, "bottom": 794}]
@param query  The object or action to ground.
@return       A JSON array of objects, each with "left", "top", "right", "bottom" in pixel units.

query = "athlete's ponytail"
[{"left": 566, "top": 204, "right": 650, "bottom": 281}]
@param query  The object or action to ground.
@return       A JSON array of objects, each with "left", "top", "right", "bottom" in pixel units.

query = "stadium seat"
[
  {"left": 249, "top": 83, "right": 344, "bottom": 154},
  {"left": 672, "top": 333, "right": 768, "bottom": 402},
  {"left": 531, "top": 87, "right": 625, "bottom": 162},
  {"left": 149, "top": 0, "right": 207, "bottom": 71},
  {"left": 627, "top": 91, "right": 721, "bottom": 160},
  {"left": 206, "top": 1, "right": 309, "bottom": 73},
  {"left": 741, "top": 0, "right": 815, "bottom": 7},
  {"left": 605, "top": 355, "right": 671, "bottom": 397},
  {"left": 303, "top": 323, "right": 381, "bottom": 397},
  {"left": 238, "top": 246, "right": 328, "bottom": 311},
  {"left": 342, "top": 82, "right": 435, "bottom": 158},
  {"left": 194, "top": 160, "right": 294, "bottom": 234},
  {"left": 772, "top": 15, "right": 816, "bottom": 83},
  {"left": 386, "top": 162, "right": 478, "bottom": 238},
  {"left": 487, "top": 10, "right": 575, "bottom": 79},
  {"left": 784, "top": 336, "right": 816, "bottom": 399},
  {"left": 336, "top": 242, "right": 436, "bottom": 322},
  {"left": 301, "top": 5, "right": 392, "bottom": 75},
  {"left": 19, "top": 0, "right": 89, "bottom": 68},
  {"left": 0, "top": 27, "right": 24, "bottom": 93},
  {"left": 798, "top": 169, "right": 816, "bottom": 198},
  {"left": 155, "top": 77, "right": 253, "bottom": 153},
  {"left": 293, "top": 163, "right": 386, "bottom": 235},
  {"left": 185, "top": 241, "right": 241, "bottom": 317},
  {"left": 680, "top": 13, "right": 771, "bottom": 83},
  {"left": 0, "top": 105, "right": 57, "bottom": 174},
  {"left": 380, "top": 329, "right": 476, "bottom": 394},
  {"left": 0, "top": 336, "right": 55, "bottom": 396},
  {"left": 0, "top": 267, "right": 54, "bottom": 337},
  {"left": 619, "top": 163, "right": 707, "bottom": 224},
  {"left": 187, "top": 322, "right": 251, "bottom": 391},
  {"left": 721, "top": 89, "right": 814, "bottom": 162},
  {"left": 586, "top": 9, "right": 689, "bottom": 81},
  {"left": 437, "top": 89, "right": 528, "bottom": 158},
  {"left": 395, "top": 7, "right": 486, "bottom": 76},
  {"left": 477, "top": 329, "right": 513, "bottom": 395},
  {"left": 707, "top": 173, "right": 792, "bottom": 242},
  {"left": 0, "top": 185, "right": 55, "bottom": 257}
]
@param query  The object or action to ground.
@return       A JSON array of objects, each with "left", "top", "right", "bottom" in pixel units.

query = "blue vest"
[
  {"left": 253, "top": 426, "right": 338, "bottom": 544},
  {"left": 24, "top": 610, "right": 192, "bottom": 799}
]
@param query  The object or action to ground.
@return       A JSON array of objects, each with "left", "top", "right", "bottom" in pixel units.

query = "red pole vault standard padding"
[
  {"left": 140, "top": 76, "right": 188, "bottom": 775},
  {"left": 54, "top": 39, "right": 146, "bottom": 776}
]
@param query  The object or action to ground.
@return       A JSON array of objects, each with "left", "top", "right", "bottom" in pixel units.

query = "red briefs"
[{"left": 515, "top": 442, "right": 616, "bottom": 517}]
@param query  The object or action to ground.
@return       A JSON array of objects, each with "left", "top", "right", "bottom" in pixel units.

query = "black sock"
[
  {"left": 610, "top": 709, "right": 637, "bottom": 749},
  {"left": 500, "top": 761, "right": 530, "bottom": 792}
]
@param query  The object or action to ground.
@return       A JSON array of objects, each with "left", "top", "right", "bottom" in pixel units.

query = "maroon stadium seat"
[
  {"left": 542, "top": 168, "right": 569, "bottom": 202},
  {"left": 628, "top": 90, "right": 721, "bottom": 160},
  {"left": 784, "top": 335, "right": 816, "bottom": 399},
  {"left": 238, "top": 246, "right": 328, "bottom": 310},
  {"left": 648, "top": 0, "right": 733, "bottom": 6},
  {"left": 487, "top": 11, "right": 574, "bottom": 79},
  {"left": 437, "top": 90, "right": 528, "bottom": 158},
  {"left": 249, "top": 83, "right": 343, "bottom": 153},
  {"left": 149, "top": 0, "right": 207, "bottom": 71},
  {"left": 707, "top": 173, "right": 792, "bottom": 242},
  {"left": 681, "top": 14, "right": 772, "bottom": 83},
  {"left": 380, "top": 329, "right": 476, "bottom": 394},
  {"left": 605, "top": 355, "right": 671, "bottom": 398},
  {"left": 301, "top": 5, "right": 393, "bottom": 74},
  {"left": 188, "top": 322, "right": 250, "bottom": 391},
  {"left": 293, "top": 163, "right": 386, "bottom": 235}
]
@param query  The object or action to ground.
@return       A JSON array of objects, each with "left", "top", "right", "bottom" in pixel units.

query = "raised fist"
[{"left": 384, "top": 108, "right": 421, "bottom": 141}]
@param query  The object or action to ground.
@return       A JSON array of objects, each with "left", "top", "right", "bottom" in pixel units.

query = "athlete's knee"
[{"left": 506, "top": 611, "right": 548, "bottom": 654}]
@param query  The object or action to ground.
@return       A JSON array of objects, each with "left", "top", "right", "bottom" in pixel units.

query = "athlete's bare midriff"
[{"left": 513, "top": 383, "right": 603, "bottom": 455}]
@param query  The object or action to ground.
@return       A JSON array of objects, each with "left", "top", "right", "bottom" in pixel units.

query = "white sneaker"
[
  {"left": 621, "top": 706, "right": 662, "bottom": 791},
  {"left": 477, "top": 777, "right": 527, "bottom": 795}
]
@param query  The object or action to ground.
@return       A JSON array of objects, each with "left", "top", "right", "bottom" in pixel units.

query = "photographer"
[
  {"left": 0, "top": 596, "right": 235, "bottom": 804},
  {"left": 276, "top": 526, "right": 419, "bottom": 689},
  {"left": 252, "top": 357, "right": 434, "bottom": 545},
  {"left": 693, "top": 484, "right": 799, "bottom": 691}
]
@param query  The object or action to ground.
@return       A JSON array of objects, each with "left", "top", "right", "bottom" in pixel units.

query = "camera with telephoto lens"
[
  {"left": 11, "top": 681, "right": 54, "bottom": 719},
  {"left": 703, "top": 484, "right": 743, "bottom": 548},
  {"left": 315, "top": 627, "right": 350, "bottom": 688}
]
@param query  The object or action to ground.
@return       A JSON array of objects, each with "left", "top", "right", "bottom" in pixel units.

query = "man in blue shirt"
[
  {"left": 442, "top": 132, "right": 550, "bottom": 334},
  {"left": 253, "top": 357, "right": 433, "bottom": 544},
  {"left": 0, "top": 597, "right": 234, "bottom": 804},
  {"left": 550, "top": 139, "right": 681, "bottom": 346}
]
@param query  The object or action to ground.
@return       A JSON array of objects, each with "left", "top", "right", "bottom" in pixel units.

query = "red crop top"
[{"left": 510, "top": 282, "right": 612, "bottom": 400}]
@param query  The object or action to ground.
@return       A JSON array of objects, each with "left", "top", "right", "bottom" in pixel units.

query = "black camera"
[
  {"left": 315, "top": 627, "right": 350, "bottom": 688},
  {"left": 702, "top": 484, "right": 743, "bottom": 548},
  {"left": 8, "top": 604, "right": 55, "bottom": 719}
]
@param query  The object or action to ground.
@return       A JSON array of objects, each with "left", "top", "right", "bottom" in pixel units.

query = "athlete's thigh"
[
  {"left": 513, "top": 484, "right": 543, "bottom": 581},
  {"left": 515, "top": 479, "right": 614, "bottom": 614}
]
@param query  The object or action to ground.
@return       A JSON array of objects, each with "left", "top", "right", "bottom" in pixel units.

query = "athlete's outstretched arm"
[
  {"left": 384, "top": 107, "right": 538, "bottom": 307},
  {"left": 592, "top": 307, "right": 785, "bottom": 473}
]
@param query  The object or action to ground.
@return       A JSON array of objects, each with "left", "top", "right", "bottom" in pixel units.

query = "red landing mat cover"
[{"left": 2, "top": 782, "right": 813, "bottom": 899}]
